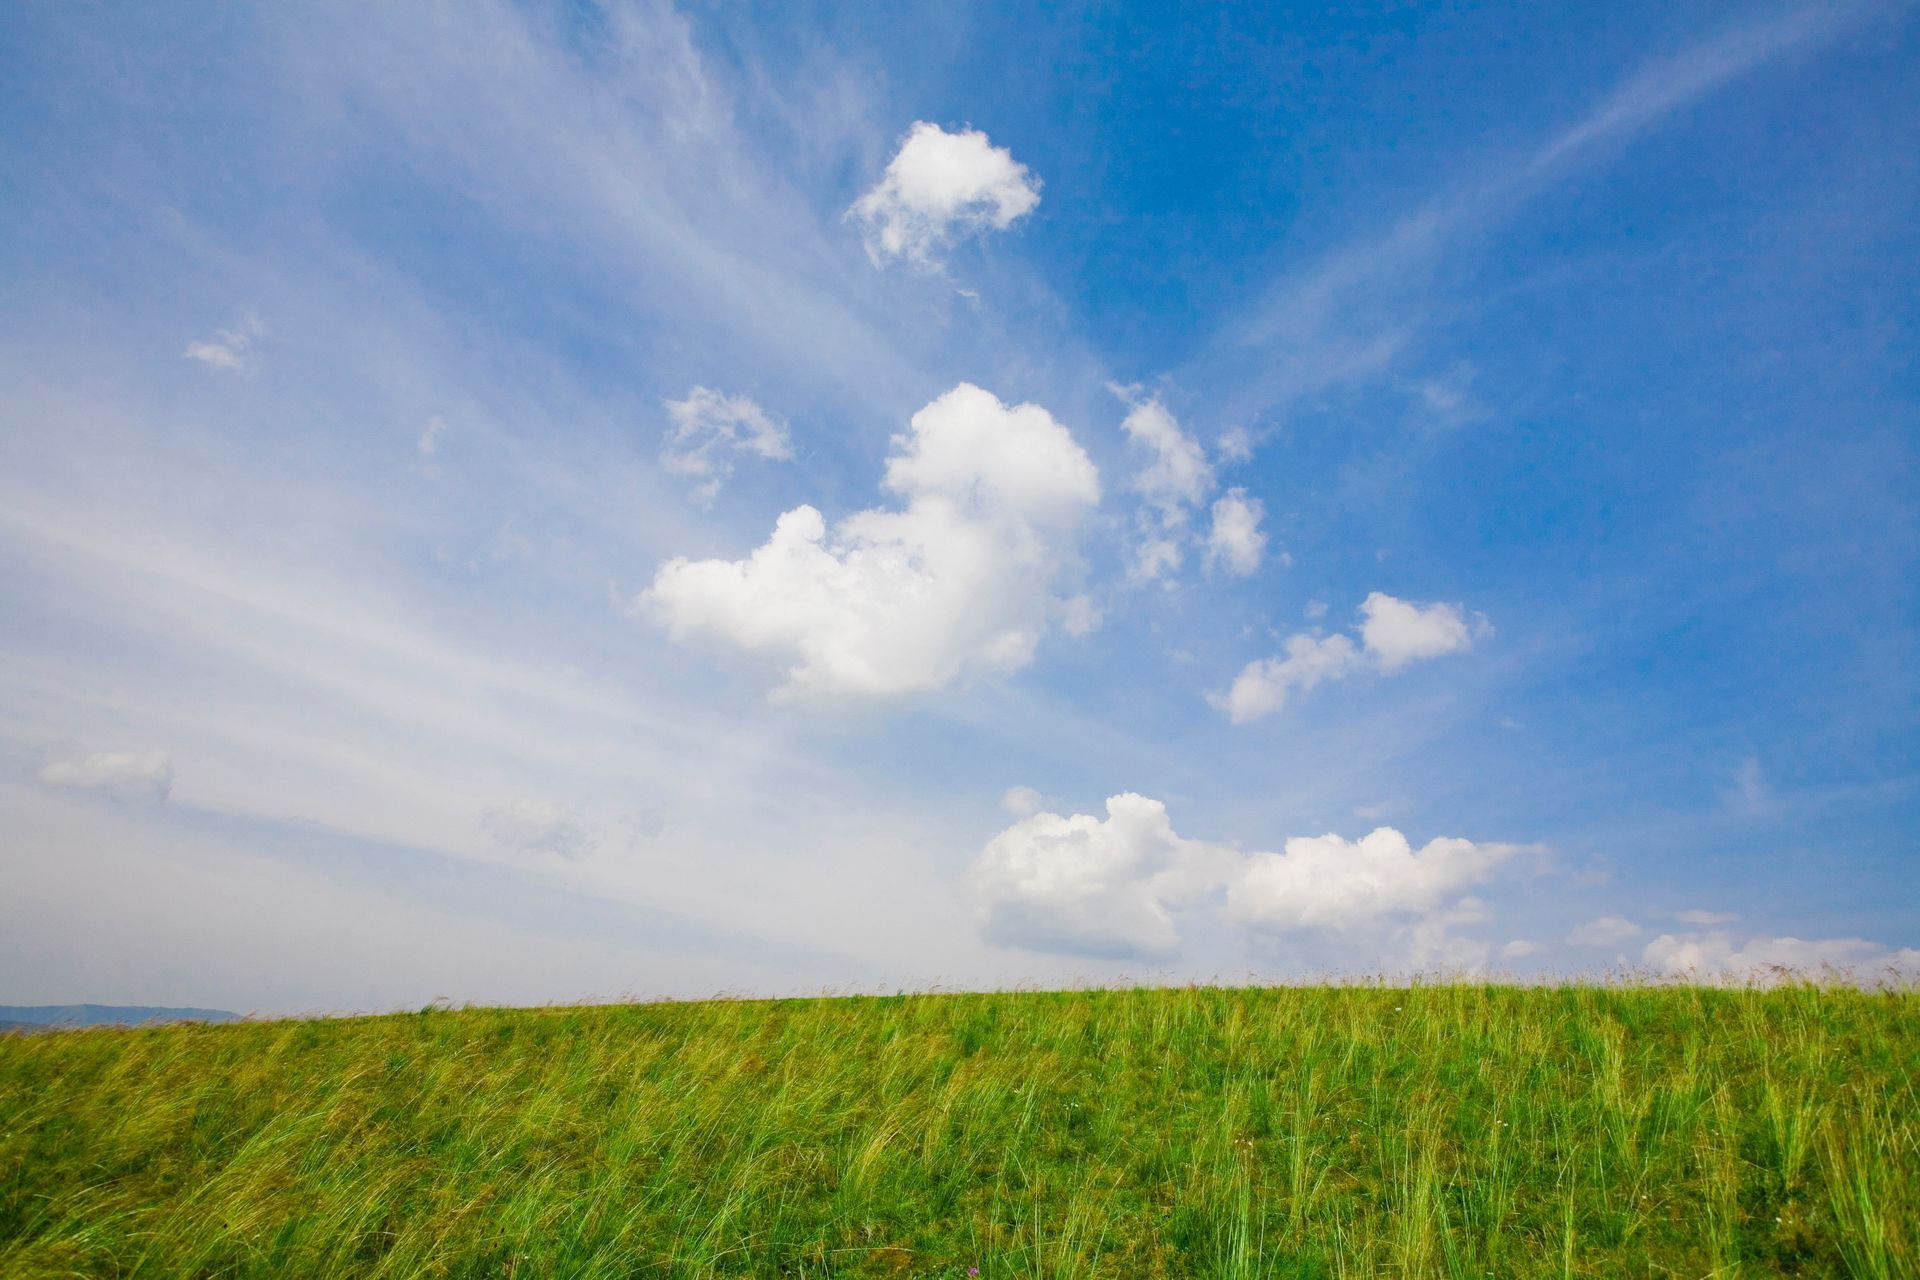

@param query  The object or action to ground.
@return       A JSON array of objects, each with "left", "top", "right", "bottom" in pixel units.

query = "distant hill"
[{"left": 0, "top": 1004, "right": 240, "bottom": 1031}]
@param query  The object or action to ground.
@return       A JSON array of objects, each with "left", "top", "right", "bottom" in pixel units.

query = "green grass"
[{"left": 1, "top": 984, "right": 1914, "bottom": 1277}]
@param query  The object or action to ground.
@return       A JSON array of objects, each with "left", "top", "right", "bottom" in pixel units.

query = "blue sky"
[{"left": 1, "top": 1, "right": 1915, "bottom": 1014}]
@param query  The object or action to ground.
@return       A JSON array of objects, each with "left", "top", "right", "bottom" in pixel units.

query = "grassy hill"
[{"left": 1, "top": 984, "right": 1913, "bottom": 1277}]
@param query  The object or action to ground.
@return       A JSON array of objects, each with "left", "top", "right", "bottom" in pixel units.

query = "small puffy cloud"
[
  {"left": 418, "top": 416, "right": 449, "bottom": 457},
  {"left": 183, "top": 317, "right": 260, "bottom": 371},
  {"left": 970, "top": 793, "right": 1519, "bottom": 960},
  {"left": 1108, "top": 388, "right": 1281, "bottom": 583},
  {"left": 1001, "top": 785, "right": 1044, "bottom": 816},
  {"left": 1228, "top": 828, "right": 1521, "bottom": 934},
  {"left": 970, "top": 793, "right": 1226, "bottom": 959},
  {"left": 38, "top": 750, "right": 174, "bottom": 802},
  {"left": 850, "top": 122, "right": 1040, "bottom": 269},
  {"left": 1115, "top": 387, "right": 1213, "bottom": 523},
  {"left": 1676, "top": 908, "right": 1739, "bottom": 926},
  {"left": 1212, "top": 633, "right": 1363, "bottom": 723},
  {"left": 639, "top": 383, "right": 1099, "bottom": 698},
  {"left": 485, "top": 800, "right": 592, "bottom": 858},
  {"left": 1567, "top": 915, "right": 1642, "bottom": 947},
  {"left": 1643, "top": 931, "right": 1920, "bottom": 984},
  {"left": 1216, "top": 592, "right": 1485, "bottom": 723},
  {"left": 660, "top": 387, "right": 792, "bottom": 502},
  {"left": 1205, "top": 488, "right": 1267, "bottom": 576},
  {"left": 1501, "top": 939, "right": 1542, "bottom": 959},
  {"left": 1303, "top": 599, "right": 1329, "bottom": 620},
  {"left": 1130, "top": 536, "right": 1183, "bottom": 584},
  {"left": 1358, "top": 591, "right": 1478, "bottom": 671}
]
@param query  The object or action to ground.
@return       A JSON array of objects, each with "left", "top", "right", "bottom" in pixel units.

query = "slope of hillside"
[{"left": 1, "top": 985, "right": 1912, "bottom": 1277}]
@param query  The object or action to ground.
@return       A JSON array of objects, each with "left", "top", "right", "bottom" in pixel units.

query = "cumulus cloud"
[
  {"left": 1205, "top": 488, "right": 1268, "bottom": 576},
  {"left": 1676, "top": 908, "right": 1738, "bottom": 925},
  {"left": 1110, "top": 387, "right": 1273, "bottom": 583},
  {"left": 1116, "top": 388, "right": 1213, "bottom": 522},
  {"left": 183, "top": 317, "right": 260, "bottom": 371},
  {"left": 1228, "top": 828, "right": 1521, "bottom": 934},
  {"left": 660, "top": 387, "right": 792, "bottom": 502},
  {"left": 1643, "top": 931, "right": 1920, "bottom": 984},
  {"left": 970, "top": 793, "right": 1518, "bottom": 959},
  {"left": 1358, "top": 591, "right": 1478, "bottom": 671},
  {"left": 38, "top": 750, "right": 174, "bottom": 802},
  {"left": 970, "top": 793, "right": 1230, "bottom": 959},
  {"left": 1213, "top": 633, "right": 1364, "bottom": 722},
  {"left": 639, "top": 383, "right": 1099, "bottom": 698},
  {"left": 484, "top": 800, "right": 593, "bottom": 858},
  {"left": 1501, "top": 939, "right": 1542, "bottom": 958},
  {"left": 849, "top": 122, "right": 1040, "bottom": 269},
  {"left": 1214, "top": 592, "right": 1485, "bottom": 723},
  {"left": 1567, "top": 915, "right": 1642, "bottom": 946},
  {"left": 418, "top": 416, "right": 449, "bottom": 457}
]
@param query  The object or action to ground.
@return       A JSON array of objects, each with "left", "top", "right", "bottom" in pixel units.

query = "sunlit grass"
[{"left": 1, "top": 983, "right": 1913, "bottom": 1276}]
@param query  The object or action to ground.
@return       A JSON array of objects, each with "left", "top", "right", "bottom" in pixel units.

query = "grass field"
[{"left": 1, "top": 984, "right": 1914, "bottom": 1278}]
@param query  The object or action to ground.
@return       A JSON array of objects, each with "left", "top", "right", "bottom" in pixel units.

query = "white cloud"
[
  {"left": 1501, "top": 939, "right": 1541, "bottom": 958},
  {"left": 1303, "top": 599, "right": 1328, "bottom": 620},
  {"left": 1205, "top": 487, "right": 1267, "bottom": 576},
  {"left": 1567, "top": 915, "right": 1641, "bottom": 946},
  {"left": 1359, "top": 591, "right": 1478, "bottom": 670},
  {"left": 1213, "top": 633, "right": 1363, "bottom": 723},
  {"left": 183, "top": 318, "right": 260, "bottom": 371},
  {"left": 849, "top": 122, "right": 1041, "bottom": 269},
  {"left": 1216, "top": 591, "right": 1485, "bottom": 722},
  {"left": 971, "top": 793, "right": 1519, "bottom": 959},
  {"left": 1000, "top": 785, "right": 1044, "bottom": 816},
  {"left": 483, "top": 799, "right": 593, "bottom": 858},
  {"left": 640, "top": 383, "right": 1099, "bottom": 698},
  {"left": 38, "top": 750, "right": 174, "bottom": 802},
  {"left": 417, "top": 416, "right": 449, "bottom": 457},
  {"left": 1130, "top": 536, "right": 1183, "bottom": 584},
  {"left": 1109, "top": 389, "right": 1281, "bottom": 583},
  {"left": 660, "top": 387, "right": 792, "bottom": 503},
  {"left": 1676, "top": 908, "right": 1739, "bottom": 926},
  {"left": 1643, "top": 931, "right": 1920, "bottom": 984},
  {"left": 1116, "top": 387, "right": 1213, "bottom": 523},
  {"left": 969, "top": 793, "right": 1226, "bottom": 959},
  {"left": 1228, "top": 827, "right": 1520, "bottom": 934}
]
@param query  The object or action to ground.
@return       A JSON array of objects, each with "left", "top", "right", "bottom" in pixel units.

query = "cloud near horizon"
[
  {"left": 969, "top": 792, "right": 1521, "bottom": 960},
  {"left": 1642, "top": 930, "right": 1920, "bottom": 984},
  {"left": 639, "top": 383, "right": 1100, "bottom": 699}
]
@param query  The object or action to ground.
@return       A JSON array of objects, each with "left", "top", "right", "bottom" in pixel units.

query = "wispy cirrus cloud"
[{"left": 1200, "top": 4, "right": 1869, "bottom": 427}]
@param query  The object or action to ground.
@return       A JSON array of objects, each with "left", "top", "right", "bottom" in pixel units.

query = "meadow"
[{"left": 1, "top": 983, "right": 1913, "bottom": 1278}]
